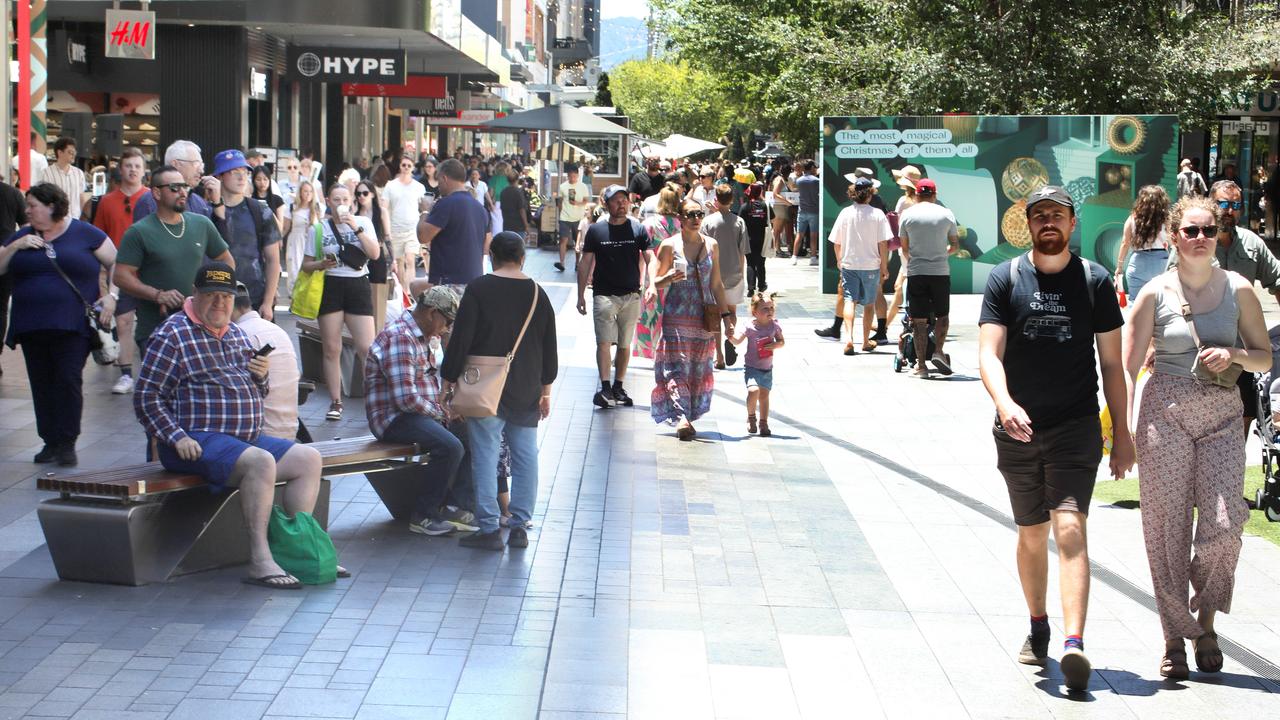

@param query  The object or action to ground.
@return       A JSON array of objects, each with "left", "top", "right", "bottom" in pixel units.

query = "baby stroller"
[
  {"left": 1250, "top": 325, "right": 1280, "bottom": 522},
  {"left": 891, "top": 279, "right": 936, "bottom": 373}
]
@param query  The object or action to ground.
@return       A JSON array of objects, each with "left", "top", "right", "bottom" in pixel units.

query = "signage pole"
[
  {"left": 30, "top": 0, "right": 45, "bottom": 172},
  {"left": 17, "top": 0, "right": 30, "bottom": 190},
  {"left": 0, "top": 0, "right": 9, "bottom": 183}
]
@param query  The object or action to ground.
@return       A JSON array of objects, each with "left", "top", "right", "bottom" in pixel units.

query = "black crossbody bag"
[{"left": 328, "top": 219, "right": 368, "bottom": 271}]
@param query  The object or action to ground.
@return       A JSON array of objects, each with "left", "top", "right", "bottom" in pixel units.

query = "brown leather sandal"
[
  {"left": 1193, "top": 632, "right": 1223, "bottom": 673},
  {"left": 1160, "top": 646, "right": 1189, "bottom": 679}
]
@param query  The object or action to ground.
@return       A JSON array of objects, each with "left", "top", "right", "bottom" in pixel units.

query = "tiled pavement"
[{"left": 0, "top": 248, "right": 1276, "bottom": 718}]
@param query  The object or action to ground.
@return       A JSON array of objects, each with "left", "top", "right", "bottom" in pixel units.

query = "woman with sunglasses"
[
  {"left": 1123, "top": 195, "right": 1270, "bottom": 679},
  {"left": 0, "top": 183, "right": 116, "bottom": 466},
  {"left": 355, "top": 179, "right": 393, "bottom": 331},
  {"left": 649, "top": 200, "right": 727, "bottom": 440}
]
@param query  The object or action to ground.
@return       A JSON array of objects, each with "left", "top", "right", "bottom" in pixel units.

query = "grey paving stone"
[
  {"left": 169, "top": 698, "right": 270, "bottom": 720},
  {"left": 266, "top": 687, "right": 366, "bottom": 718}
]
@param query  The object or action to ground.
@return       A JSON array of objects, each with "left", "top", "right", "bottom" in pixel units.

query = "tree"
[
  {"left": 594, "top": 72, "right": 615, "bottom": 111},
  {"left": 650, "top": 0, "right": 1279, "bottom": 155},
  {"left": 607, "top": 58, "right": 741, "bottom": 141}
]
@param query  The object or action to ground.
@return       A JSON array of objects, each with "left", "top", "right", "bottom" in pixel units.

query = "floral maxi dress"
[
  {"left": 633, "top": 214, "right": 681, "bottom": 359},
  {"left": 651, "top": 242, "right": 716, "bottom": 424}
]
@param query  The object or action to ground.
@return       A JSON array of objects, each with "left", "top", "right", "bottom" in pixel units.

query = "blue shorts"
[
  {"left": 796, "top": 211, "right": 819, "bottom": 236},
  {"left": 157, "top": 430, "right": 295, "bottom": 491},
  {"left": 840, "top": 268, "right": 880, "bottom": 306},
  {"left": 744, "top": 366, "right": 773, "bottom": 391}
]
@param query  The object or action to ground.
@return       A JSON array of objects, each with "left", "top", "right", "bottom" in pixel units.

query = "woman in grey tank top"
[{"left": 1122, "top": 196, "right": 1271, "bottom": 679}]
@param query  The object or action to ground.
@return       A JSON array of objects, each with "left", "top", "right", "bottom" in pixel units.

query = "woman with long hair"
[
  {"left": 355, "top": 179, "right": 393, "bottom": 331},
  {"left": 635, "top": 182, "right": 684, "bottom": 359},
  {"left": 650, "top": 199, "right": 727, "bottom": 440},
  {"left": 1123, "top": 195, "right": 1270, "bottom": 679},
  {"left": 770, "top": 161, "right": 794, "bottom": 257},
  {"left": 250, "top": 165, "right": 286, "bottom": 234},
  {"left": 1114, "top": 185, "right": 1171, "bottom": 300},
  {"left": 282, "top": 180, "right": 322, "bottom": 295}
]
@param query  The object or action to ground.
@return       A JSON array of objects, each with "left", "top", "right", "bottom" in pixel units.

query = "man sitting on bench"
[{"left": 134, "top": 262, "right": 341, "bottom": 589}]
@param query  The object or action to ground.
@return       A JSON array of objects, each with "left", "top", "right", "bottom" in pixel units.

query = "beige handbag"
[{"left": 451, "top": 282, "right": 539, "bottom": 418}]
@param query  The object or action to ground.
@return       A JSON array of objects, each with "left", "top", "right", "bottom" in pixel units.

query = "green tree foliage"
[
  {"left": 607, "top": 58, "right": 741, "bottom": 141},
  {"left": 651, "top": 0, "right": 1278, "bottom": 155}
]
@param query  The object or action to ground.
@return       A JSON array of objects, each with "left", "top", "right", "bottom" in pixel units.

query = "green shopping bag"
[
  {"left": 289, "top": 223, "right": 325, "bottom": 320},
  {"left": 266, "top": 506, "right": 337, "bottom": 585}
]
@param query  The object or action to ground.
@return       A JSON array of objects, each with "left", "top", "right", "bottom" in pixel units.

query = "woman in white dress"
[{"left": 281, "top": 180, "right": 323, "bottom": 296}]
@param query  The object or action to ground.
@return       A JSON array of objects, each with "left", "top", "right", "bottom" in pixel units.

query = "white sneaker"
[
  {"left": 792, "top": 256, "right": 799, "bottom": 265},
  {"left": 111, "top": 375, "right": 135, "bottom": 394}
]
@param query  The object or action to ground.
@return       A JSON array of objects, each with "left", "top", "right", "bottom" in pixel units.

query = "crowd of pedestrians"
[{"left": 2, "top": 130, "right": 1276, "bottom": 693}]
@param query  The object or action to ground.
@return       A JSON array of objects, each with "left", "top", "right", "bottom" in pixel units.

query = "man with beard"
[
  {"left": 1170, "top": 180, "right": 1280, "bottom": 433},
  {"left": 977, "top": 186, "right": 1133, "bottom": 691}
]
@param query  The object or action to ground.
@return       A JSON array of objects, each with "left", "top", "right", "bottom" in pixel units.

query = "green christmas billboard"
[{"left": 818, "top": 115, "right": 1180, "bottom": 293}]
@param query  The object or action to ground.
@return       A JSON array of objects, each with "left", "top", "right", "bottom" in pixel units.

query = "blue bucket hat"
[{"left": 212, "top": 149, "right": 249, "bottom": 177}]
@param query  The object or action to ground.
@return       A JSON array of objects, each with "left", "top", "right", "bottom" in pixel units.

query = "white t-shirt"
[
  {"left": 558, "top": 181, "right": 590, "bottom": 222},
  {"left": 308, "top": 214, "right": 377, "bottom": 278},
  {"left": 234, "top": 311, "right": 300, "bottom": 440},
  {"left": 383, "top": 177, "right": 426, "bottom": 234},
  {"left": 13, "top": 150, "right": 47, "bottom": 181},
  {"left": 828, "top": 203, "right": 892, "bottom": 271}
]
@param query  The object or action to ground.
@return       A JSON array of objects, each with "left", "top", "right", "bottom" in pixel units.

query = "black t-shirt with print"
[
  {"left": 583, "top": 219, "right": 649, "bottom": 297},
  {"left": 979, "top": 253, "right": 1123, "bottom": 429}
]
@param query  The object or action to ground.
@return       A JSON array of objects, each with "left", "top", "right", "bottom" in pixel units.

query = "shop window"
[{"left": 562, "top": 133, "right": 621, "bottom": 176}]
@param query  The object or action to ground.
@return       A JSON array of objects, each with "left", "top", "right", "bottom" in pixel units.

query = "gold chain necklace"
[{"left": 159, "top": 213, "right": 186, "bottom": 239}]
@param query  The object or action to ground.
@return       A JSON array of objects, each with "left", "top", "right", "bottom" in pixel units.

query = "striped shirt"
[
  {"left": 134, "top": 299, "right": 269, "bottom": 446},
  {"left": 364, "top": 309, "right": 445, "bottom": 437},
  {"left": 37, "top": 164, "right": 86, "bottom": 219}
]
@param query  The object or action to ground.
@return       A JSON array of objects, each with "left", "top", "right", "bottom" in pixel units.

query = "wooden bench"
[{"left": 36, "top": 436, "right": 434, "bottom": 586}]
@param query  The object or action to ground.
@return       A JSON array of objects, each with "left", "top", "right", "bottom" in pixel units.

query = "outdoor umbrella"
[
  {"left": 531, "top": 140, "right": 598, "bottom": 164},
  {"left": 660, "top": 133, "right": 725, "bottom": 159}
]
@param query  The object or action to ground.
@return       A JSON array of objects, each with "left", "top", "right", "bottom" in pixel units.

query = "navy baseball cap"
[
  {"left": 601, "top": 185, "right": 628, "bottom": 203},
  {"left": 1025, "top": 186, "right": 1074, "bottom": 215},
  {"left": 212, "top": 149, "right": 250, "bottom": 177}
]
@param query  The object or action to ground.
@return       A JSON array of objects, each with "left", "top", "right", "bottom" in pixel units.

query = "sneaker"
[
  {"left": 814, "top": 324, "right": 841, "bottom": 340},
  {"left": 443, "top": 506, "right": 475, "bottom": 525},
  {"left": 111, "top": 375, "right": 135, "bottom": 395},
  {"left": 1018, "top": 633, "right": 1049, "bottom": 667},
  {"left": 612, "top": 385, "right": 634, "bottom": 407},
  {"left": 871, "top": 329, "right": 889, "bottom": 344},
  {"left": 932, "top": 352, "right": 954, "bottom": 376},
  {"left": 409, "top": 518, "right": 456, "bottom": 536},
  {"left": 792, "top": 256, "right": 799, "bottom": 266},
  {"left": 326, "top": 401, "right": 343, "bottom": 421},
  {"left": 1060, "top": 647, "right": 1092, "bottom": 691},
  {"left": 459, "top": 530, "right": 505, "bottom": 551},
  {"left": 593, "top": 389, "right": 613, "bottom": 408},
  {"left": 442, "top": 509, "right": 479, "bottom": 533},
  {"left": 33, "top": 445, "right": 57, "bottom": 464},
  {"left": 507, "top": 526, "right": 529, "bottom": 548},
  {"left": 810, "top": 256, "right": 820, "bottom": 266},
  {"left": 724, "top": 340, "right": 737, "bottom": 367},
  {"left": 554, "top": 261, "right": 565, "bottom": 272}
]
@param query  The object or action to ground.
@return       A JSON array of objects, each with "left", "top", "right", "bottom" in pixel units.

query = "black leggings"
[
  {"left": 746, "top": 253, "right": 767, "bottom": 294},
  {"left": 20, "top": 330, "right": 90, "bottom": 448}
]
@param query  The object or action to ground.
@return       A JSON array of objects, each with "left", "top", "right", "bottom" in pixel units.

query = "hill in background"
[{"left": 599, "top": 16, "right": 648, "bottom": 70}]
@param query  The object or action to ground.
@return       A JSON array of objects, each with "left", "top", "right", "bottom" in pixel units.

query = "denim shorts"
[
  {"left": 796, "top": 211, "right": 819, "bottom": 236},
  {"left": 744, "top": 366, "right": 773, "bottom": 391},
  {"left": 840, "top": 268, "right": 880, "bottom": 306},
  {"left": 157, "top": 430, "right": 295, "bottom": 491}
]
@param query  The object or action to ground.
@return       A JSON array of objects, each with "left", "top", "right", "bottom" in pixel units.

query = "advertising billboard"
[{"left": 819, "top": 115, "right": 1179, "bottom": 293}]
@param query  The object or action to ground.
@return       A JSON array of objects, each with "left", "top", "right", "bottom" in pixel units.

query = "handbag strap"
[
  {"left": 507, "top": 281, "right": 539, "bottom": 361},
  {"left": 41, "top": 234, "right": 95, "bottom": 314},
  {"left": 1165, "top": 276, "right": 1205, "bottom": 347},
  {"left": 690, "top": 242, "right": 710, "bottom": 302}
]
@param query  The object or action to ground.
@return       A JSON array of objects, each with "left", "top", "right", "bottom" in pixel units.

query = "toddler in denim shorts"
[{"left": 731, "top": 292, "right": 785, "bottom": 437}]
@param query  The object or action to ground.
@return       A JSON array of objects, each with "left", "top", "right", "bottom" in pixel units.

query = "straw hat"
[
  {"left": 843, "top": 167, "right": 881, "bottom": 190},
  {"left": 893, "top": 165, "right": 922, "bottom": 190}
]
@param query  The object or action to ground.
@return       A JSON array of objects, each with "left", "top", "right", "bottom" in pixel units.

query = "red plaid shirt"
[
  {"left": 134, "top": 301, "right": 269, "bottom": 446},
  {"left": 364, "top": 309, "right": 445, "bottom": 437}
]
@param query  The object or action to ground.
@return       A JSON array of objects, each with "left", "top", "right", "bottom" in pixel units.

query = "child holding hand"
[{"left": 731, "top": 292, "right": 785, "bottom": 436}]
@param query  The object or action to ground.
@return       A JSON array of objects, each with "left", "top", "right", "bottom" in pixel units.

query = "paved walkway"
[{"left": 0, "top": 248, "right": 1276, "bottom": 719}]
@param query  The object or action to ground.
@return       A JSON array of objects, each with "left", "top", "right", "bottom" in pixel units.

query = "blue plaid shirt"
[{"left": 134, "top": 302, "right": 269, "bottom": 446}]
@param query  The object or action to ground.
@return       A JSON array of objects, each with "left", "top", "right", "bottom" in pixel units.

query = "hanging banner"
[{"left": 104, "top": 8, "right": 155, "bottom": 60}]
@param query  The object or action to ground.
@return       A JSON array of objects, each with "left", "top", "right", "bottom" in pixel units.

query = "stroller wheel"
[
  {"left": 893, "top": 356, "right": 902, "bottom": 373},
  {"left": 1266, "top": 501, "right": 1280, "bottom": 523}
]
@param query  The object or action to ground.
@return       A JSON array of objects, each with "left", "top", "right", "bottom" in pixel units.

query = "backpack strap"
[
  {"left": 1081, "top": 256, "right": 1094, "bottom": 308},
  {"left": 245, "top": 197, "right": 268, "bottom": 258},
  {"left": 1010, "top": 253, "right": 1021, "bottom": 296},
  {"left": 1010, "top": 252, "right": 1095, "bottom": 309}
]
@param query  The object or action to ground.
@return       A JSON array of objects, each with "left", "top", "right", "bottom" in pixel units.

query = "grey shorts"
[
  {"left": 994, "top": 414, "right": 1102, "bottom": 526},
  {"left": 592, "top": 293, "right": 641, "bottom": 347}
]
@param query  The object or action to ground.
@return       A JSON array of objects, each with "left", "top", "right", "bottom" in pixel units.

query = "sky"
[{"left": 599, "top": 0, "right": 649, "bottom": 20}]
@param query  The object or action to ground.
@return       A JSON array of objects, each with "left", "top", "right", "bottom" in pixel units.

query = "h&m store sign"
[{"left": 286, "top": 46, "right": 406, "bottom": 84}]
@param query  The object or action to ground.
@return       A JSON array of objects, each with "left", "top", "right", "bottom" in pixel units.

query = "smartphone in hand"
[{"left": 254, "top": 344, "right": 275, "bottom": 357}]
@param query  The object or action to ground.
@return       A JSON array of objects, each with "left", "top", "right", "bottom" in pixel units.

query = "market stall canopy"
[
  {"left": 660, "top": 134, "right": 724, "bottom": 158},
  {"left": 479, "top": 105, "right": 635, "bottom": 135},
  {"left": 531, "top": 141, "right": 598, "bottom": 164},
  {"left": 754, "top": 141, "right": 788, "bottom": 159}
]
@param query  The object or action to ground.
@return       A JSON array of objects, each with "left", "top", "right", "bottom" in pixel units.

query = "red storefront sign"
[{"left": 342, "top": 75, "right": 447, "bottom": 98}]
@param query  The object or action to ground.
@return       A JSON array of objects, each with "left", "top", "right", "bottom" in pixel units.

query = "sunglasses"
[
  {"left": 157, "top": 182, "right": 191, "bottom": 193},
  {"left": 1217, "top": 200, "right": 1243, "bottom": 211},
  {"left": 683, "top": 210, "right": 706, "bottom": 220},
  {"left": 356, "top": 191, "right": 371, "bottom": 197},
  {"left": 1180, "top": 224, "right": 1218, "bottom": 238}
]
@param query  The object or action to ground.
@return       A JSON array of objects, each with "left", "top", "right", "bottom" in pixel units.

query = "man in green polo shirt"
[{"left": 114, "top": 165, "right": 233, "bottom": 350}]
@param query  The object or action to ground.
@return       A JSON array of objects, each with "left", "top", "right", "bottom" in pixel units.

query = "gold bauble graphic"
[
  {"left": 1107, "top": 116, "right": 1146, "bottom": 154},
  {"left": 1002, "top": 201, "right": 1032, "bottom": 249},
  {"left": 1001, "top": 158, "right": 1050, "bottom": 202}
]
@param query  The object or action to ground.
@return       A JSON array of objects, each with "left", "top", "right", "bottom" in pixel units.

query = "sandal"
[
  {"left": 759, "top": 421, "right": 771, "bottom": 438},
  {"left": 863, "top": 339, "right": 878, "bottom": 352},
  {"left": 747, "top": 415, "right": 757, "bottom": 434},
  {"left": 1160, "top": 645, "right": 1190, "bottom": 679},
  {"left": 676, "top": 422, "right": 696, "bottom": 441},
  {"left": 326, "top": 401, "right": 343, "bottom": 421},
  {"left": 1193, "top": 632, "right": 1223, "bottom": 673}
]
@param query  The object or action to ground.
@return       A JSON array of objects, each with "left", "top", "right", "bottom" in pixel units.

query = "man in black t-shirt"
[
  {"left": 977, "top": 185, "right": 1133, "bottom": 691},
  {"left": 628, "top": 158, "right": 663, "bottom": 207},
  {"left": 577, "top": 185, "right": 653, "bottom": 408}
]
